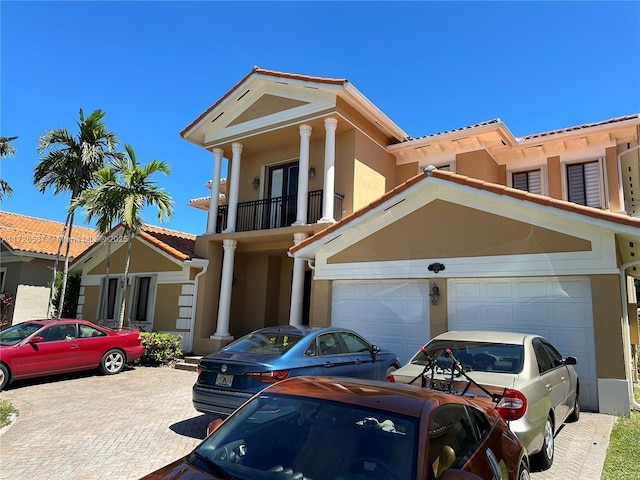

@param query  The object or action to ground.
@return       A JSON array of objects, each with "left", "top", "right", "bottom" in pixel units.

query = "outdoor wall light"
[
  {"left": 251, "top": 177, "right": 260, "bottom": 189},
  {"left": 308, "top": 166, "right": 316, "bottom": 179},
  {"left": 428, "top": 262, "right": 446, "bottom": 274},
  {"left": 429, "top": 282, "right": 440, "bottom": 305}
]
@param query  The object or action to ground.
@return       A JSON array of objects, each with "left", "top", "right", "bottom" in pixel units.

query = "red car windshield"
[
  {"left": 0, "top": 322, "right": 44, "bottom": 346},
  {"left": 222, "top": 332, "right": 303, "bottom": 355},
  {"left": 412, "top": 340, "right": 524, "bottom": 374}
]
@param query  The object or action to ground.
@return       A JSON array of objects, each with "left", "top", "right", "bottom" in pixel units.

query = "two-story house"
[{"left": 183, "top": 67, "right": 640, "bottom": 415}]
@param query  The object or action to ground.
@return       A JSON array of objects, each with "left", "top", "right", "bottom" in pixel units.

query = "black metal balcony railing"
[{"left": 216, "top": 190, "right": 345, "bottom": 233}]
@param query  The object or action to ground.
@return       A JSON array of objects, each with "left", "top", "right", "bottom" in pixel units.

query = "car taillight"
[
  {"left": 496, "top": 388, "right": 527, "bottom": 421},
  {"left": 385, "top": 374, "right": 395, "bottom": 382},
  {"left": 245, "top": 370, "right": 290, "bottom": 383},
  {"left": 196, "top": 364, "right": 208, "bottom": 375}
]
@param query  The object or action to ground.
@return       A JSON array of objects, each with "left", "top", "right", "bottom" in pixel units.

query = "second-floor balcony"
[{"left": 216, "top": 190, "right": 345, "bottom": 233}]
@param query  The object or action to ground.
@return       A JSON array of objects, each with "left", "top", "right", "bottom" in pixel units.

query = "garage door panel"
[
  {"left": 332, "top": 281, "right": 429, "bottom": 364},
  {"left": 449, "top": 276, "right": 598, "bottom": 412}
]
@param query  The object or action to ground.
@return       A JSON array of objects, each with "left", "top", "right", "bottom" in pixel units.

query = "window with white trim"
[
  {"left": 0, "top": 267, "right": 6, "bottom": 292},
  {"left": 133, "top": 276, "right": 153, "bottom": 323},
  {"left": 566, "top": 160, "right": 603, "bottom": 208},
  {"left": 512, "top": 169, "right": 543, "bottom": 195}
]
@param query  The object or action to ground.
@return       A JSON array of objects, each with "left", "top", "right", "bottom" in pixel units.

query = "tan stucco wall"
[
  {"left": 592, "top": 274, "right": 626, "bottom": 379},
  {"left": 353, "top": 130, "right": 399, "bottom": 211},
  {"left": 547, "top": 156, "right": 562, "bottom": 200},
  {"left": 334, "top": 130, "right": 357, "bottom": 216},
  {"left": 154, "top": 283, "right": 183, "bottom": 332},
  {"left": 605, "top": 146, "right": 622, "bottom": 212},
  {"left": 88, "top": 239, "right": 180, "bottom": 275},
  {"left": 328, "top": 199, "right": 591, "bottom": 264},
  {"left": 396, "top": 162, "right": 420, "bottom": 185},
  {"left": 456, "top": 150, "right": 499, "bottom": 183},
  {"left": 309, "top": 279, "right": 332, "bottom": 328},
  {"left": 336, "top": 97, "right": 396, "bottom": 147},
  {"left": 81, "top": 285, "right": 101, "bottom": 321}
]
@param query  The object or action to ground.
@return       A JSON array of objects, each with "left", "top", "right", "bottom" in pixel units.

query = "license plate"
[{"left": 215, "top": 373, "right": 234, "bottom": 388}]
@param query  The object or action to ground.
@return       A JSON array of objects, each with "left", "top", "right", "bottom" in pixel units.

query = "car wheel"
[
  {"left": 568, "top": 391, "right": 580, "bottom": 422},
  {"left": 0, "top": 364, "right": 9, "bottom": 391},
  {"left": 386, "top": 365, "right": 398, "bottom": 377},
  {"left": 532, "top": 415, "right": 554, "bottom": 470},
  {"left": 518, "top": 460, "right": 531, "bottom": 480},
  {"left": 100, "top": 349, "right": 126, "bottom": 375}
]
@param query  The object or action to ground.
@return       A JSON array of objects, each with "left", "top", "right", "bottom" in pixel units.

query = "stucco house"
[
  {"left": 70, "top": 224, "right": 207, "bottom": 353},
  {"left": 0, "top": 211, "right": 98, "bottom": 325},
  {"left": 182, "top": 67, "right": 640, "bottom": 415}
]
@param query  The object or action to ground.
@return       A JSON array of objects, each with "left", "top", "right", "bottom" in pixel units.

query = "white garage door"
[
  {"left": 332, "top": 280, "right": 430, "bottom": 364},
  {"left": 448, "top": 277, "right": 598, "bottom": 411}
]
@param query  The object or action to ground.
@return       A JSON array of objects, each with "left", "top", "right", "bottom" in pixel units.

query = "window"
[
  {"left": 566, "top": 160, "right": 602, "bottom": 208},
  {"left": 337, "top": 332, "right": 372, "bottom": 353},
  {"left": 512, "top": 169, "right": 543, "bottom": 195},
  {"left": 102, "top": 278, "right": 119, "bottom": 320},
  {"left": 0, "top": 267, "right": 6, "bottom": 292},
  {"left": 133, "top": 276, "right": 152, "bottom": 322},
  {"left": 533, "top": 339, "right": 554, "bottom": 374},
  {"left": 317, "top": 333, "right": 342, "bottom": 356},
  {"left": 79, "top": 324, "right": 106, "bottom": 338},
  {"left": 541, "top": 341, "right": 565, "bottom": 368}
]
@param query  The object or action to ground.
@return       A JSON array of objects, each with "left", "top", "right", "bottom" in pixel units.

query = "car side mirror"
[
  {"left": 371, "top": 345, "right": 380, "bottom": 355},
  {"left": 439, "top": 470, "right": 484, "bottom": 480},
  {"left": 29, "top": 336, "right": 44, "bottom": 344},
  {"left": 206, "top": 418, "right": 224, "bottom": 436},
  {"left": 564, "top": 356, "right": 577, "bottom": 365}
]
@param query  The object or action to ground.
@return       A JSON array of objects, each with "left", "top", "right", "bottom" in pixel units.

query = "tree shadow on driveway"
[{"left": 170, "top": 414, "right": 217, "bottom": 440}]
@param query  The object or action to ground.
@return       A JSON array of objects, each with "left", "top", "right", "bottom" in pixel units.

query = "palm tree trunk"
[
  {"left": 99, "top": 237, "right": 112, "bottom": 324},
  {"left": 117, "top": 233, "right": 133, "bottom": 329},
  {"left": 57, "top": 210, "right": 76, "bottom": 318},
  {"left": 47, "top": 210, "right": 72, "bottom": 318}
]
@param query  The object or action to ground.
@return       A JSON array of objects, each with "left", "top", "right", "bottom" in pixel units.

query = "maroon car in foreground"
[
  {"left": 0, "top": 319, "right": 145, "bottom": 390},
  {"left": 142, "top": 376, "right": 530, "bottom": 480}
]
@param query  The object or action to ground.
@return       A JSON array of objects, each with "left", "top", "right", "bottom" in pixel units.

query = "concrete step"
[{"left": 173, "top": 356, "right": 202, "bottom": 372}]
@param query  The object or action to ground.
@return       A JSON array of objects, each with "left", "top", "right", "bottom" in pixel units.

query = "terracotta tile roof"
[
  {"left": 181, "top": 66, "right": 347, "bottom": 138},
  {"left": 0, "top": 211, "right": 98, "bottom": 258},
  {"left": 290, "top": 168, "right": 640, "bottom": 254},
  {"left": 405, "top": 119, "right": 502, "bottom": 142},
  {"left": 138, "top": 225, "right": 198, "bottom": 262},
  {"left": 520, "top": 114, "right": 640, "bottom": 141}
]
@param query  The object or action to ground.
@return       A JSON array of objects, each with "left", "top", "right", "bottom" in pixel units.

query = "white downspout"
[
  {"left": 619, "top": 258, "right": 640, "bottom": 411},
  {"left": 186, "top": 260, "right": 209, "bottom": 354}
]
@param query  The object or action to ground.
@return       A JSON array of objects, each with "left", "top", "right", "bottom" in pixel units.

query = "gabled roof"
[
  {"left": 290, "top": 167, "right": 640, "bottom": 257},
  {"left": 520, "top": 114, "right": 640, "bottom": 141},
  {"left": 0, "top": 211, "right": 98, "bottom": 258}
]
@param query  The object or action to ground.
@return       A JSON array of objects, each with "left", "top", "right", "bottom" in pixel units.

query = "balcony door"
[{"left": 268, "top": 161, "right": 299, "bottom": 228}]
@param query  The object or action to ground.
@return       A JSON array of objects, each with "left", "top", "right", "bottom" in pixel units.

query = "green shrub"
[{"left": 140, "top": 332, "right": 183, "bottom": 366}]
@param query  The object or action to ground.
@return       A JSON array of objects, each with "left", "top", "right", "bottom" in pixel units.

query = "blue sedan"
[{"left": 192, "top": 325, "right": 400, "bottom": 416}]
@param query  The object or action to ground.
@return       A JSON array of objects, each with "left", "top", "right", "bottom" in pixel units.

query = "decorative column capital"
[
  {"left": 299, "top": 124, "right": 312, "bottom": 137},
  {"left": 212, "top": 147, "right": 224, "bottom": 159},
  {"left": 222, "top": 239, "right": 238, "bottom": 251},
  {"left": 324, "top": 117, "right": 338, "bottom": 131},
  {"left": 231, "top": 142, "right": 243, "bottom": 155},
  {"left": 293, "top": 232, "right": 309, "bottom": 245}
]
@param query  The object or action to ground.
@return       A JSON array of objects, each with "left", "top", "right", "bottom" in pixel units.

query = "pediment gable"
[{"left": 228, "top": 94, "right": 309, "bottom": 127}]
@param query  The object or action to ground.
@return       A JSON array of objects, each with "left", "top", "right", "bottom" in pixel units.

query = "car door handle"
[
  {"left": 545, "top": 383, "right": 552, "bottom": 391},
  {"left": 354, "top": 359, "right": 361, "bottom": 365},
  {"left": 70, "top": 344, "right": 79, "bottom": 349},
  {"left": 324, "top": 362, "right": 333, "bottom": 368},
  {"left": 561, "top": 376, "right": 566, "bottom": 382}
]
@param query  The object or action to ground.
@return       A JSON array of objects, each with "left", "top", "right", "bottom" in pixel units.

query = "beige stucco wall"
[
  {"left": 154, "top": 283, "right": 184, "bottom": 333},
  {"left": 88, "top": 239, "right": 181, "bottom": 275},
  {"left": 80, "top": 285, "right": 101, "bottom": 321},
  {"left": 591, "top": 274, "right": 626, "bottom": 379},
  {"left": 328, "top": 199, "right": 591, "bottom": 264},
  {"left": 353, "top": 130, "right": 399, "bottom": 211},
  {"left": 605, "top": 146, "right": 622, "bottom": 212},
  {"left": 547, "top": 156, "right": 562, "bottom": 200},
  {"left": 456, "top": 150, "right": 500, "bottom": 183}
]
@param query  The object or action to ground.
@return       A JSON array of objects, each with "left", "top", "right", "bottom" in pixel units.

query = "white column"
[
  {"left": 206, "top": 148, "right": 224, "bottom": 234},
  {"left": 320, "top": 117, "right": 338, "bottom": 223},
  {"left": 223, "top": 142, "right": 243, "bottom": 233},
  {"left": 294, "top": 125, "right": 312, "bottom": 225},
  {"left": 211, "top": 239, "right": 236, "bottom": 340},
  {"left": 289, "top": 232, "right": 309, "bottom": 327}
]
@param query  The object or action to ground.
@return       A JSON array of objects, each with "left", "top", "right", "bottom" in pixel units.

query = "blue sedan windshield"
[{"left": 222, "top": 332, "right": 304, "bottom": 355}]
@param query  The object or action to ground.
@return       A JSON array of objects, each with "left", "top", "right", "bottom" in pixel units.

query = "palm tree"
[
  {"left": 34, "top": 109, "right": 118, "bottom": 318},
  {"left": 72, "top": 167, "right": 121, "bottom": 323},
  {"left": 0, "top": 136, "right": 18, "bottom": 201},
  {"left": 94, "top": 144, "right": 173, "bottom": 328}
]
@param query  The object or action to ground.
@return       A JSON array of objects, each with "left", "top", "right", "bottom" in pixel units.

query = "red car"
[
  {"left": 0, "top": 319, "right": 145, "bottom": 390},
  {"left": 142, "top": 376, "right": 530, "bottom": 480}
]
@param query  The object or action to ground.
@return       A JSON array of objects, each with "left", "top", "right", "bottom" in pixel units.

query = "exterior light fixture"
[
  {"left": 429, "top": 282, "right": 440, "bottom": 305},
  {"left": 251, "top": 177, "right": 260, "bottom": 189},
  {"left": 308, "top": 167, "right": 316, "bottom": 179},
  {"left": 428, "top": 262, "right": 445, "bottom": 274}
]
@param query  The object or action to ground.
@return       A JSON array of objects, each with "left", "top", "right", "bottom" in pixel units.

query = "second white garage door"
[
  {"left": 331, "top": 280, "right": 430, "bottom": 364},
  {"left": 447, "top": 276, "right": 598, "bottom": 411}
]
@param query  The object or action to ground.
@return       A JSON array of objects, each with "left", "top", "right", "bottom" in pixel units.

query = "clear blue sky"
[{"left": 2, "top": 1, "right": 639, "bottom": 234}]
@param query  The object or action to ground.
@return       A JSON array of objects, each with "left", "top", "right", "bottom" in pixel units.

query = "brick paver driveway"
[{"left": 0, "top": 366, "right": 614, "bottom": 479}]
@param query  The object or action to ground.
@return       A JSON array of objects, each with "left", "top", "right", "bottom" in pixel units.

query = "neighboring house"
[
  {"left": 70, "top": 224, "right": 207, "bottom": 352},
  {"left": 0, "top": 211, "right": 97, "bottom": 325},
  {"left": 182, "top": 66, "right": 640, "bottom": 415}
]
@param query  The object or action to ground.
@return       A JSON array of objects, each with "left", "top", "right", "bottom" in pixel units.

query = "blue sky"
[{"left": 2, "top": 1, "right": 639, "bottom": 234}]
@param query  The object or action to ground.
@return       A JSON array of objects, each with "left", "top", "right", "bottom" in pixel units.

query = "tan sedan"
[{"left": 386, "top": 330, "right": 579, "bottom": 470}]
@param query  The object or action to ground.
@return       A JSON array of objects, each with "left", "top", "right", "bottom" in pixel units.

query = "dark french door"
[{"left": 268, "top": 161, "right": 299, "bottom": 228}]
